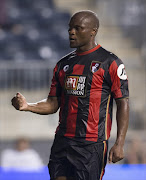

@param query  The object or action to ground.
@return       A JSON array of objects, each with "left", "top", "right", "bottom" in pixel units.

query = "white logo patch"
[
  {"left": 63, "top": 65, "right": 69, "bottom": 72},
  {"left": 65, "top": 75, "right": 87, "bottom": 96},
  {"left": 117, "top": 64, "right": 127, "bottom": 80}
]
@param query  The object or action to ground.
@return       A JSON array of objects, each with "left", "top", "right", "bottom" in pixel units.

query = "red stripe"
[
  {"left": 107, "top": 113, "right": 112, "bottom": 139},
  {"left": 64, "top": 65, "right": 85, "bottom": 137},
  {"left": 64, "top": 96, "right": 78, "bottom": 137},
  {"left": 72, "top": 64, "right": 85, "bottom": 75},
  {"left": 59, "top": 69, "right": 66, "bottom": 86},
  {"left": 109, "top": 61, "right": 122, "bottom": 98},
  {"left": 86, "top": 68, "right": 105, "bottom": 142},
  {"left": 49, "top": 64, "right": 58, "bottom": 96},
  {"left": 76, "top": 44, "right": 101, "bottom": 56}
]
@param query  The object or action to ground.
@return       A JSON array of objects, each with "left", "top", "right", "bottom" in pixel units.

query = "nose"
[{"left": 68, "top": 28, "right": 75, "bottom": 35}]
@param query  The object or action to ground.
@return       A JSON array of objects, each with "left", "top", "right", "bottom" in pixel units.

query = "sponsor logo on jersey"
[
  {"left": 117, "top": 64, "right": 127, "bottom": 80},
  {"left": 63, "top": 65, "right": 69, "bottom": 72},
  {"left": 90, "top": 61, "right": 101, "bottom": 73},
  {"left": 65, "top": 75, "right": 87, "bottom": 96}
]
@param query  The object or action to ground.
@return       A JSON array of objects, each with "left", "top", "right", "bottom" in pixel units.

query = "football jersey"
[{"left": 48, "top": 45, "right": 129, "bottom": 142}]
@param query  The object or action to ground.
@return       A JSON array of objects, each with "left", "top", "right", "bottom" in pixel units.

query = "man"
[
  {"left": 1, "top": 137, "right": 43, "bottom": 171},
  {"left": 11, "top": 10, "right": 129, "bottom": 180}
]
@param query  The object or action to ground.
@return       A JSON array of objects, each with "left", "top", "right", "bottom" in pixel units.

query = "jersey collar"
[{"left": 76, "top": 44, "right": 101, "bottom": 56}]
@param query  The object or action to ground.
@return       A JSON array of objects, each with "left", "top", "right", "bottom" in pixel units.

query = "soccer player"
[{"left": 11, "top": 10, "right": 129, "bottom": 180}]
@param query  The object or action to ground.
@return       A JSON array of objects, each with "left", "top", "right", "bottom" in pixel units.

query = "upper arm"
[
  {"left": 116, "top": 98, "right": 129, "bottom": 109},
  {"left": 115, "top": 98, "right": 129, "bottom": 121},
  {"left": 106, "top": 58, "right": 129, "bottom": 100}
]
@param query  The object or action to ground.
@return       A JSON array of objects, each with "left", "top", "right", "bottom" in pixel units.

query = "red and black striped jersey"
[{"left": 49, "top": 45, "right": 129, "bottom": 142}]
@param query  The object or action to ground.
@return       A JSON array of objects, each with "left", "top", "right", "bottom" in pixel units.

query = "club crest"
[{"left": 90, "top": 61, "right": 101, "bottom": 73}]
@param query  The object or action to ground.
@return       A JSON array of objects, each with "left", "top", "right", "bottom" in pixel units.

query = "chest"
[{"left": 58, "top": 57, "right": 107, "bottom": 97}]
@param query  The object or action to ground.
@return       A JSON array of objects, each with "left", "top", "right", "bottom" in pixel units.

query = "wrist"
[
  {"left": 21, "top": 103, "right": 30, "bottom": 111},
  {"left": 26, "top": 103, "right": 34, "bottom": 111},
  {"left": 115, "top": 138, "right": 125, "bottom": 147}
]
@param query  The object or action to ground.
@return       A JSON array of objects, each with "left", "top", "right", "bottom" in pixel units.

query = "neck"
[{"left": 77, "top": 42, "right": 97, "bottom": 53}]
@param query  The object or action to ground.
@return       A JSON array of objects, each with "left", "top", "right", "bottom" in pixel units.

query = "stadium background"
[{"left": 0, "top": 0, "right": 145, "bottom": 179}]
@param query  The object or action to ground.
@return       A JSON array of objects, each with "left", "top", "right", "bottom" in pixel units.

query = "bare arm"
[
  {"left": 11, "top": 92, "right": 59, "bottom": 115},
  {"left": 109, "top": 98, "right": 129, "bottom": 163}
]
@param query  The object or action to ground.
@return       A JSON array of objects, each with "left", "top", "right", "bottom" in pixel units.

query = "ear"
[{"left": 91, "top": 28, "right": 98, "bottom": 36}]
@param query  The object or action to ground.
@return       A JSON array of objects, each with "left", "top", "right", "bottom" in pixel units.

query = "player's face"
[{"left": 68, "top": 14, "right": 95, "bottom": 52}]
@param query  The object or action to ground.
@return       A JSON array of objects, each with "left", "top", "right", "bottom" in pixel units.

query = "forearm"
[
  {"left": 115, "top": 98, "right": 129, "bottom": 146},
  {"left": 26, "top": 98, "right": 59, "bottom": 115}
]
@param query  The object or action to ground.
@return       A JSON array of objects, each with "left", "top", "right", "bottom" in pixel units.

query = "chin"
[
  {"left": 70, "top": 45, "right": 75, "bottom": 48},
  {"left": 69, "top": 43, "right": 78, "bottom": 48}
]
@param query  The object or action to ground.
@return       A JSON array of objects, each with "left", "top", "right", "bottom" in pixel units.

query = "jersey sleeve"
[
  {"left": 107, "top": 58, "right": 129, "bottom": 99},
  {"left": 48, "top": 64, "right": 62, "bottom": 97}
]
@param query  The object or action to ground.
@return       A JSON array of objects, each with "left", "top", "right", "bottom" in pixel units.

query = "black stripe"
[
  {"left": 98, "top": 74, "right": 111, "bottom": 141},
  {"left": 58, "top": 95, "right": 70, "bottom": 135},
  {"left": 75, "top": 56, "right": 94, "bottom": 139}
]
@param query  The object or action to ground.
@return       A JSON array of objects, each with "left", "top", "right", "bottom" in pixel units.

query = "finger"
[
  {"left": 12, "top": 101, "right": 19, "bottom": 110},
  {"left": 11, "top": 97, "right": 17, "bottom": 105},
  {"left": 11, "top": 97, "right": 16, "bottom": 103},
  {"left": 112, "top": 156, "right": 117, "bottom": 163},
  {"left": 112, "top": 155, "right": 123, "bottom": 163},
  {"left": 11, "top": 97, "right": 20, "bottom": 110}
]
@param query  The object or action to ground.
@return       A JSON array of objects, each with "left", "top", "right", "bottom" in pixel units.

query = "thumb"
[{"left": 108, "top": 149, "right": 113, "bottom": 163}]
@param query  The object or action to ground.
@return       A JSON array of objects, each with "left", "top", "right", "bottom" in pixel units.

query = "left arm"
[{"left": 108, "top": 98, "right": 129, "bottom": 163}]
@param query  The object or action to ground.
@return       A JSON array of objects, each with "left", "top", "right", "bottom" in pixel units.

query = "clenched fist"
[
  {"left": 11, "top": 92, "right": 28, "bottom": 111},
  {"left": 108, "top": 143, "right": 124, "bottom": 163}
]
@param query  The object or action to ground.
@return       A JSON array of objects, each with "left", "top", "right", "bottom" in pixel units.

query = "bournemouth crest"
[{"left": 90, "top": 61, "right": 101, "bottom": 73}]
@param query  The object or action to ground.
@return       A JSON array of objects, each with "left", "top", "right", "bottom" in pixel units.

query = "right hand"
[{"left": 11, "top": 92, "right": 28, "bottom": 111}]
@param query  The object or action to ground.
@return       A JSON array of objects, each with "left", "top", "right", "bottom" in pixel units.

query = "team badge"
[
  {"left": 117, "top": 64, "right": 127, "bottom": 80},
  {"left": 65, "top": 75, "right": 87, "bottom": 96},
  {"left": 63, "top": 65, "right": 69, "bottom": 72},
  {"left": 90, "top": 61, "right": 101, "bottom": 73}
]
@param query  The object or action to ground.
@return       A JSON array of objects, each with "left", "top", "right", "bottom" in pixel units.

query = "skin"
[
  {"left": 11, "top": 92, "right": 59, "bottom": 115},
  {"left": 16, "top": 138, "right": 30, "bottom": 152},
  {"left": 109, "top": 98, "right": 129, "bottom": 163},
  {"left": 11, "top": 10, "right": 129, "bottom": 180},
  {"left": 68, "top": 10, "right": 99, "bottom": 52}
]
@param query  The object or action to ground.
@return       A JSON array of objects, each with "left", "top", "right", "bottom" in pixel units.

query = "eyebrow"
[{"left": 68, "top": 24, "right": 84, "bottom": 29}]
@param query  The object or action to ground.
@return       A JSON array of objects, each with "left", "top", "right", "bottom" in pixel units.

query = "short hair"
[{"left": 71, "top": 10, "right": 99, "bottom": 29}]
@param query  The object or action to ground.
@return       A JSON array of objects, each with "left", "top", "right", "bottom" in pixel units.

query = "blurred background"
[{"left": 0, "top": 0, "right": 145, "bottom": 179}]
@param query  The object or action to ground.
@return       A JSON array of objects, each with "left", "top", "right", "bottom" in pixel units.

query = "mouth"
[{"left": 69, "top": 37, "right": 76, "bottom": 42}]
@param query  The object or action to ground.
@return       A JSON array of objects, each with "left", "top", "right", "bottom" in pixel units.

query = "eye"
[{"left": 75, "top": 26, "right": 80, "bottom": 31}]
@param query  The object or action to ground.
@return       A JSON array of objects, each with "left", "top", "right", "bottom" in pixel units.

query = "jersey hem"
[{"left": 115, "top": 96, "right": 129, "bottom": 100}]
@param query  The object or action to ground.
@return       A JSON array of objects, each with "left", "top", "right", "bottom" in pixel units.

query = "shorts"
[{"left": 48, "top": 135, "right": 108, "bottom": 180}]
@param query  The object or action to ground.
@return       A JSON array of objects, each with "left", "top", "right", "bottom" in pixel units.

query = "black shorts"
[{"left": 48, "top": 135, "right": 108, "bottom": 180}]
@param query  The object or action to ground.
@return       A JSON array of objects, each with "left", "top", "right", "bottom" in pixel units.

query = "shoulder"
[
  {"left": 101, "top": 47, "right": 119, "bottom": 61},
  {"left": 1, "top": 149, "right": 17, "bottom": 161},
  {"left": 1, "top": 149, "right": 15, "bottom": 156},
  {"left": 99, "top": 47, "right": 125, "bottom": 67},
  {"left": 57, "top": 50, "right": 76, "bottom": 66}
]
